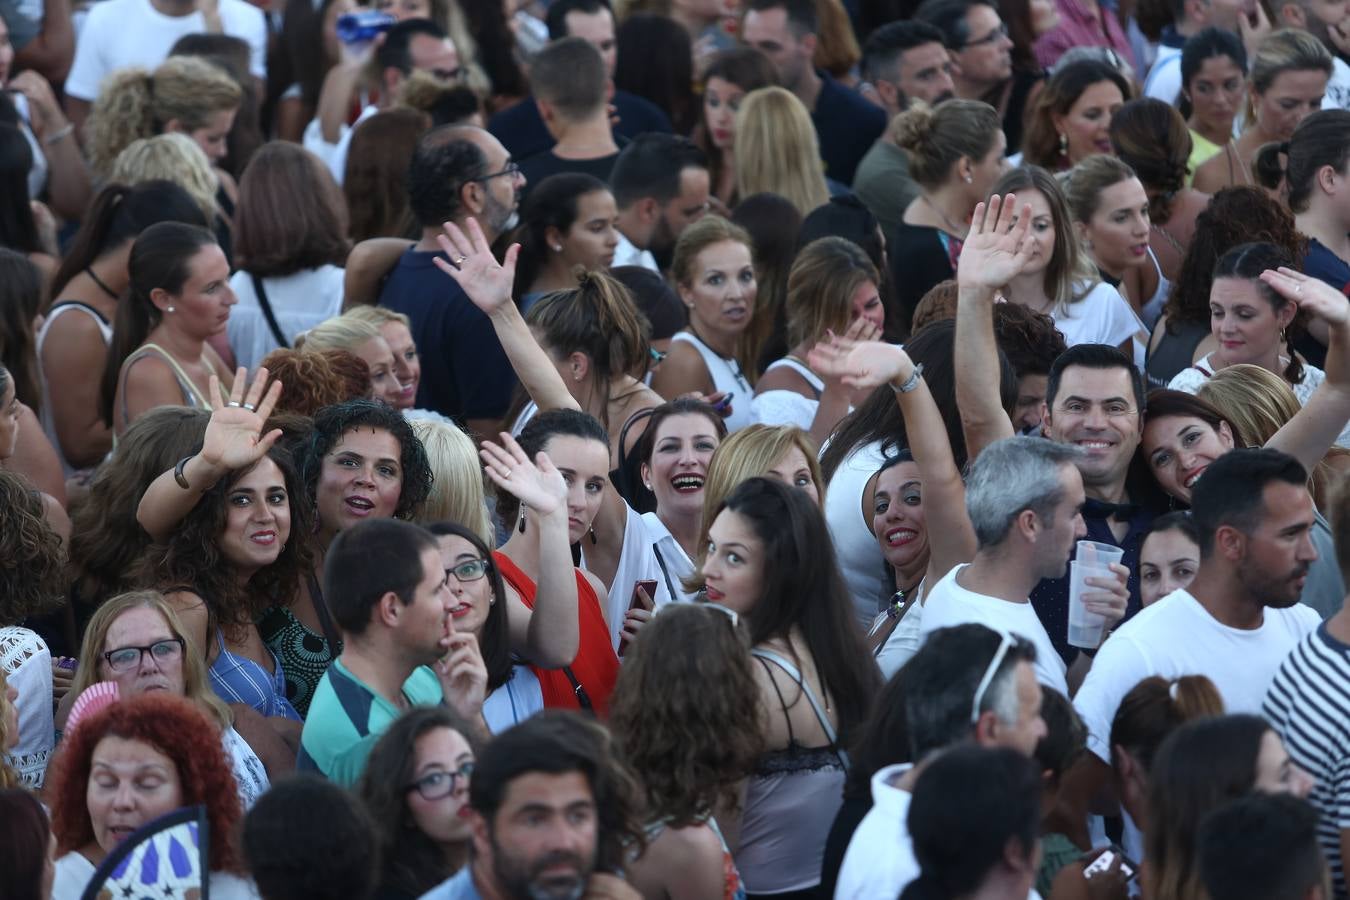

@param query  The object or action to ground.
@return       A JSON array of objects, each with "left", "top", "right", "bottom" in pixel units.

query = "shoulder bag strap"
[{"left": 250, "top": 273, "right": 290, "bottom": 349}]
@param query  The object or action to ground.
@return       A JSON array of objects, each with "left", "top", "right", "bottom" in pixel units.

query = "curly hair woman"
[
  {"left": 359, "top": 706, "right": 480, "bottom": 898},
  {"left": 0, "top": 467, "right": 67, "bottom": 788},
  {"left": 133, "top": 379, "right": 313, "bottom": 730},
  {"left": 256, "top": 347, "right": 372, "bottom": 417},
  {"left": 47, "top": 694, "right": 252, "bottom": 899},
  {"left": 611, "top": 603, "right": 764, "bottom": 900},
  {"left": 137, "top": 391, "right": 432, "bottom": 717}
]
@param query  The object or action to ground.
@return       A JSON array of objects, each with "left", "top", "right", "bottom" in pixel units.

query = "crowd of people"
[{"left": 4, "top": 0, "right": 1350, "bottom": 895}]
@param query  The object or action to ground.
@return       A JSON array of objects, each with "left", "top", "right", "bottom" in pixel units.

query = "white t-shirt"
[
  {"left": 613, "top": 230, "right": 658, "bottom": 273},
  {"left": 53, "top": 852, "right": 261, "bottom": 900},
  {"left": 65, "top": 0, "right": 267, "bottom": 100},
  {"left": 1142, "top": 44, "right": 1182, "bottom": 104},
  {"left": 834, "top": 762, "right": 1043, "bottom": 900},
  {"left": 1073, "top": 588, "right": 1321, "bottom": 763},
  {"left": 227, "top": 265, "right": 346, "bottom": 370},
  {"left": 824, "top": 439, "right": 890, "bottom": 625},
  {"left": 302, "top": 104, "right": 378, "bottom": 185},
  {"left": 1054, "top": 282, "right": 1147, "bottom": 368},
  {"left": 918, "top": 565, "right": 1070, "bottom": 696},
  {"left": 481, "top": 665, "right": 544, "bottom": 734},
  {"left": 1324, "top": 56, "right": 1350, "bottom": 111}
]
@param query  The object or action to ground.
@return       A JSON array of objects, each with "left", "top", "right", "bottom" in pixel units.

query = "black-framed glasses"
[
  {"left": 406, "top": 762, "right": 476, "bottom": 800},
  {"left": 103, "top": 638, "right": 186, "bottom": 674},
  {"left": 447, "top": 558, "right": 490, "bottom": 583},
  {"left": 473, "top": 161, "right": 521, "bottom": 183},
  {"left": 963, "top": 21, "right": 1008, "bottom": 48}
]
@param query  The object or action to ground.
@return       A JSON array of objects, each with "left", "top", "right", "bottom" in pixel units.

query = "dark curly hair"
[
  {"left": 993, "top": 302, "right": 1068, "bottom": 378},
  {"left": 259, "top": 347, "right": 373, "bottom": 417},
  {"left": 1162, "top": 186, "right": 1306, "bottom": 333},
  {"left": 405, "top": 127, "right": 487, "bottom": 228},
  {"left": 0, "top": 469, "right": 66, "bottom": 625},
  {"left": 358, "top": 706, "right": 480, "bottom": 898},
  {"left": 48, "top": 693, "right": 243, "bottom": 871},
  {"left": 136, "top": 446, "right": 314, "bottom": 640},
  {"left": 69, "top": 407, "right": 210, "bottom": 608},
  {"left": 299, "top": 399, "right": 433, "bottom": 523},
  {"left": 609, "top": 604, "right": 764, "bottom": 827}
]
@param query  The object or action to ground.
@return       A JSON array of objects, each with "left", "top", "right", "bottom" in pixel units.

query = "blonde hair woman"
[
  {"left": 409, "top": 417, "right": 494, "bottom": 544},
  {"left": 1197, "top": 363, "right": 1350, "bottom": 512},
  {"left": 753, "top": 237, "right": 883, "bottom": 443},
  {"left": 86, "top": 56, "right": 242, "bottom": 180},
  {"left": 110, "top": 134, "right": 222, "bottom": 226},
  {"left": 1193, "top": 29, "right": 1332, "bottom": 195},
  {"left": 297, "top": 313, "right": 400, "bottom": 406},
  {"left": 62, "top": 591, "right": 287, "bottom": 807},
  {"left": 342, "top": 305, "right": 423, "bottom": 412},
  {"left": 734, "top": 87, "right": 830, "bottom": 217}
]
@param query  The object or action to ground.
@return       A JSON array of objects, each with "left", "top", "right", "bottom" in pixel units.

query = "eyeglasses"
[
  {"left": 447, "top": 558, "right": 490, "bottom": 583},
  {"left": 963, "top": 21, "right": 1009, "bottom": 48},
  {"left": 472, "top": 161, "right": 521, "bottom": 183},
  {"left": 702, "top": 601, "right": 740, "bottom": 628},
  {"left": 103, "top": 638, "right": 186, "bottom": 674},
  {"left": 970, "top": 630, "right": 1015, "bottom": 725},
  {"left": 406, "top": 761, "right": 476, "bottom": 801}
]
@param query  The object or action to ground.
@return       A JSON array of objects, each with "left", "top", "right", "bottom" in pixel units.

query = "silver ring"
[
  {"left": 242, "top": 402, "right": 257, "bottom": 412},
  {"left": 454, "top": 255, "right": 468, "bottom": 266},
  {"left": 1296, "top": 284, "right": 1303, "bottom": 294},
  {"left": 226, "top": 401, "right": 242, "bottom": 408}
]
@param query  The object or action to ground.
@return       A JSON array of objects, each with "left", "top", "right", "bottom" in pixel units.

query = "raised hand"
[
  {"left": 957, "top": 194, "right": 1034, "bottom": 293},
  {"left": 201, "top": 368, "right": 284, "bottom": 470},
  {"left": 434, "top": 218, "right": 521, "bottom": 316},
  {"left": 1261, "top": 267, "right": 1350, "bottom": 328},
  {"left": 480, "top": 433, "right": 567, "bottom": 517},
  {"left": 808, "top": 338, "right": 915, "bottom": 393},
  {"left": 435, "top": 628, "right": 488, "bottom": 723}
]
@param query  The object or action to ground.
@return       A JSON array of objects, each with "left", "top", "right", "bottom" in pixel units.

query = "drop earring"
[
  {"left": 518, "top": 502, "right": 528, "bottom": 534},
  {"left": 589, "top": 525, "right": 597, "bottom": 545},
  {"left": 1058, "top": 132, "right": 1068, "bottom": 158}
]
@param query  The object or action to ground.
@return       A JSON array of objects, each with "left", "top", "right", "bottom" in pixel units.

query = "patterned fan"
[
  {"left": 65, "top": 681, "right": 120, "bottom": 739},
  {"left": 81, "top": 806, "right": 209, "bottom": 900}
]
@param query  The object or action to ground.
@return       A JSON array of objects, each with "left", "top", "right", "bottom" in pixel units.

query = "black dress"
[{"left": 888, "top": 221, "right": 960, "bottom": 335}]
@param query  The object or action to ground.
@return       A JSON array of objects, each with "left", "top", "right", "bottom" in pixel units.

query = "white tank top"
[{"left": 670, "top": 331, "right": 755, "bottom": 432}]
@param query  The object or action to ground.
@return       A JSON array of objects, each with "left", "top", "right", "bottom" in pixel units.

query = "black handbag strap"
[{"left": 250, "top": 272, "right": 289, "bottom": 349}]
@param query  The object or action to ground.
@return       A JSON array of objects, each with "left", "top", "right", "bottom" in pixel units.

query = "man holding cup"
[{"left": 917, "top": 436, "right": 1130, "bottom": 695}]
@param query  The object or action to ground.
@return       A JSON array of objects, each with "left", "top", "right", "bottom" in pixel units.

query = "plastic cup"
[{"left": 1067, "top": 540, "right": 1125, "bottom": 649}]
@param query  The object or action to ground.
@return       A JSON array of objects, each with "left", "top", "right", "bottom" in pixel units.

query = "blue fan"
[{"left": 81, "top": 805, "right": 209, "bottom": 900}]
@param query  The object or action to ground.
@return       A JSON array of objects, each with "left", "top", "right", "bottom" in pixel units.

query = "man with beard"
[
  {"left": 379, "top": 125, "right": 526, "bottom": 434},
  {"left": 610, "top": 134, "right": 710, "bottom": 273},
  {"left": 420, "top": 713, "right": 642, "bottom": 900},
  {"left": 853, "top": 21, "right": 956, "bottom": 235},
  {"left": 1072, "top": 449, "right": 1321, "bottom": 790}
]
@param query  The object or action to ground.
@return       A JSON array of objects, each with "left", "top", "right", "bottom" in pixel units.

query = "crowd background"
[{"left": 4, "top": 0, "right": 1350, "bottom": 895}]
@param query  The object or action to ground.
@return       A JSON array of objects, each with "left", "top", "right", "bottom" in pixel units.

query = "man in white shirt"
[
  {"left": 918, "top": 436, "right": 1129, "bottom": 695},
  {"left": 835, "top": 624, "right": 1048, "bottom": 900},
  {"left": 1067, "top": 448, "right": 1322, "bottom": 804},
  {"left": 610, "top": 133, "right": 710, "bottom": 273},
  {"left": 64, "top": 0, "right": 265, "bottom": 127}
]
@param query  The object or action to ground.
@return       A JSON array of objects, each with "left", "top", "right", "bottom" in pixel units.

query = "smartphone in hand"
[{"left": 617, "top": 580, "right": 658, "bottom": 657}]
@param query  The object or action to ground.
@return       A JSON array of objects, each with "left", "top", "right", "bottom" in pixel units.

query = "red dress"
[{"left": 493, "top": 551, "right": 620, "bottom": 718}]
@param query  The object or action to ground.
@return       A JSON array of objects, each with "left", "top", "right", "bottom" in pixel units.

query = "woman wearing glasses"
[
  {"left": 63, "top": 590, "right": 287, "bottom": 808},
  {"left": 699, "top": 477, "right": 880, "bottom": 899},
  {"left": 359, "top": 706, "right": 478, "bottom": 900}
]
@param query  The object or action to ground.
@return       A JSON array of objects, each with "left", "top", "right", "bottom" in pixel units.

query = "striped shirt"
[{"left": 1263, "top": 624, "right": 1350, "bottom": 897}]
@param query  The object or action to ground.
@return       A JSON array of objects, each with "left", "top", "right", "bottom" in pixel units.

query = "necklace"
[
  {"left": 922, "top": 194, "right": 966, "bottom": 238},
  {"left": 688, "top": 325, "right": 751, "bottom": 392},
  {"left": 85, "top": 266, "right": 119, "bottom": 301}
]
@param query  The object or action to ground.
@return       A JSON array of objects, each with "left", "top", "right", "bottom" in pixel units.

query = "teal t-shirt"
[{"left": 298, "top": 659, "right": 444, "bottom": 787}]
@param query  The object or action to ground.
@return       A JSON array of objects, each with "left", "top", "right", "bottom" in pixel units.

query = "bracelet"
[
  {"left": 891, "top": 363, "right": 925, "bottom": 394},
  {"left": 43, "top": 123, "right": 74, "bottom": 146},
  {"left": 174, "top": 455, "right": 195, "bottom": 490}
]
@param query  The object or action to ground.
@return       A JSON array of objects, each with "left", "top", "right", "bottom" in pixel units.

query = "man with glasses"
[
  {"left": 303, "top": 18, "right": 462, "bottom": 184},
  {"left": 917, "top": 436, "right": 1126, "bottom": 695},
  {"left": 854, "top": 21, "right": 956, "bottom": 235},
  {"left": 835, "top": 624, "right": 1048, "bottom": 900},
  {"left": 741, "top": 0, "right": 886, "bottom": 185},
  {"left": 299, "top": 518, "right": 488, "bottom": 787},
  {"left": 516, "top": 38, "right": 620, "bottom": 202},
  {"left": 422, "top": 712, "right": 642, "bottom": 900},
  {"left": 916, "top": 0, "right": 1040, "bottom": 154},
  {"left": 379, "top": 124, "right": 526, "bottom": 433}
]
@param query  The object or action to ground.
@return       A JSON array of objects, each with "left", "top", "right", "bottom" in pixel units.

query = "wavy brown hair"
[
  {"left": 47, "top": 693, "right": 243, "bottom": 871},
  {"left": 609, "top": 604, "right": 765, "bottom": 826},
  {"left": 134, "top": 446, "right": 314, "bottom": 642},
  {"left": 69, "top": 407, "right": 210, "bottom": 608},
  {"left": 0, "top": 469, "right": 66, "bottom": 626},
  {"left": 233, "top": 141, "right": 350, "bottom": 278},
  {"left": 258, "top": 347, "right": 373, "bottom": 417}
]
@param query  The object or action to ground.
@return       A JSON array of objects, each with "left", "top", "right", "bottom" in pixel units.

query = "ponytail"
[
  {"left": 1110, "top": 674, "right": 1224, "bottom": 775},
  {"left": 99, "top": 222, "right": 219, "bottom": 427}
]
